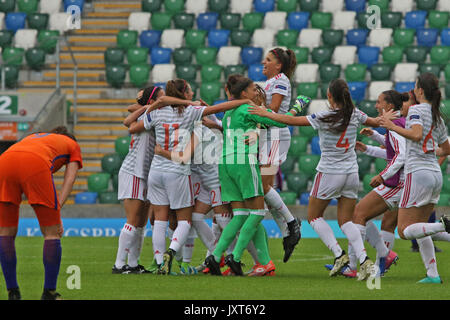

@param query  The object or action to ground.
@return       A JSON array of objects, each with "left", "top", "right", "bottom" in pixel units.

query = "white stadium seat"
[
  {"left": 128, "top": 12, "right": 150, "bottom": 34},
  {"left": 369, "top": 81, "right": 393, "bottom": 100},
  {"left": 392, "top": 0, "right": 414, "bottom": 13},
  {"left": 307, "top": 100, "right": 330, "bottom": 115},
  {"left": 368, "top": 28, "right": 393, "bottom": 49},
  {"left": 160, "top": 29, "right": 184, "bottom": 50},
  {"left": 151, "top": 64, "right": 176, "bottom": 83},
  {"left": 185, "top": 0, "right": 208, "bottom": 15},
  {"left": 230, "top": 0, "right": 253, "bottom": 14},
  {"left": 332, "top": 46, "right": 357, "bottom": 68},
  {"left": 394, "top": 63, "right": 418, "bottom": 83},
  {"left": 264, "top": 12, "right": 287, "bottom": 31},
  {"left": 40, "top": 0, "right": 61, "bottom": 14},
  {"left": 14, "top": 29, "right": 37, "bottom": 50},
  {"left": 252, "top": 29, "right": 275, "bottom": 50},
  {"left": 0, "top": 12, "right": 4, "bottom": 29},
  {"left": 294, "top": 63, "right": 319, "bottom": 83},
  {"left": 49, "top": 13, "right": 71, "bottom": 34},
  {"left": 332, "top": 11, "right": 356, "bottom": 31},
  {"left": 438, "top": 0, "right": 450, "bottom": 11},
  {"left": 298, "top": 29, "right": 322, "bottom": 50},
  {"left": 322, "top": 0, "right": 344, "bottom": 12},
  {"left": 217, "top": 46, "right": 242, "bottom": 66}
]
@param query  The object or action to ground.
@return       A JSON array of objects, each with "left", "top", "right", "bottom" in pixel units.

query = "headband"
[{"left": 147, "top": 86, "right": 159, "bottom": 105}]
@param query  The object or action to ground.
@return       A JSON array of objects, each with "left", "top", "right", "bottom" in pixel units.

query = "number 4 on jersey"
[{"left": 336, "top": 129, "right": 350, "bottom": 153}]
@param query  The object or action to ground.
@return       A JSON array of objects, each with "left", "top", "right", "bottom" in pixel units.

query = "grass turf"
[{"left": 1, "top": 237, "right": 449, "bottom": 300}]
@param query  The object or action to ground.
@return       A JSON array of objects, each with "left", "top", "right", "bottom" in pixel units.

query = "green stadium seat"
[
  {"left": 416, "top": 0, "right": 437, "bottom": 10},
  {"left": 104, "top": 47, "right": 125, "bottom": 65},
  {"left": 173, "top": 47, "right": 193, "bottom": 65},
  {"left": 25, "top": 47, "right": 45, "bottom": 70},
  {"left": 209, "top": 0, "right": 229, "bottom": 13},
  {"left": 280, "top": 155, "right": 296, "bottom": 174},
  {"left": 290, "top": 46, "right": 309, "bottom": 64},
  {"left": 382, "top": 46, "right": 404, "bottom": 66},
  {"left": 440, "top": 100, "right": 450, "bottom": 119},
  {"left": 357, "top": 12, "right": 371, "bottom": 29},
  {"left": 363, "top": 173, "right": 377, "bottom": 193},
  {"left": 164, "top": 0, "right": 185, "bottom": 14},
  {"left": 286, "top": 172, "right": 309, "bottom": 195},
  {"left": 0, "top": 30, "right": 13, "bottom": 49},
  {"left": 185, "top": 29, "right": 207, "bottom": 49},
  {"left": 0, "top": 0, "right": 15, "bottom": 12},
  {"left": 322, "top": 29, "right": 344, "bottom": 47},
  {"left": 298, "top": 126, "right": 316, "bottom": 141},
  {"left": 101, "top": 153, "right": 123, "bottom": 174},
  {"left": 298, "top": 154, "right": 320, "bottom": 178},
  {"left": 0, "top": 65, "right": 19, "bottom": 88},
  {"left": 405, "top": 46, "right": 428, "bottom": 64},
  {"left": 151, "top": 12, "right": 172, "bottom": 30},
  {"left": 242, "top": 12, "right": 264, "bottom": 32},
  {"left": 320, "top": 82, "right": 330, "bottom": 99},
  {"left": 428, "top": 11, "right": 449, "bottom": 30},
  {"left": 299, "top": 0, "right": 319, "bottom": 12},
  {"left": 311, "top": 47, "right": 333, "bottom": 64},
  {"left": 26, "top": 13, "right": 49, "bottom": 30},
  {"left": 116, "top": 30, "right": 138, "bottom": 50},
  {"left": 37, "top": 30, "right": 59, "bottom": 54},
  {"left": 297, "top": 82, "right": 319, "bottom": 99},
  {"left": 446, "top": 84, "right": 450, "bottom": 100},
  {"left": 442, "top": 174, "right": 450, "bottom": 193},
  {"left": 374, "top": 157, "right": 386, "bottom": 173},
  {"left": 176, "top": 64, "right": 197, "bottom": 82},
  {"left": 368, "top": 0, "right": 390, "bottom": 11},
  {"left": 357, "top": 154, "right": 372, "bottom": 177},
  {"left": 319, "top": 64, "right": 341, "bottom": 82},
  {"left": 127, "top": 47, "right": 149, "bottom": 65},
  {"left": 173, "top": 13, "right": 195, "bottom": 30},
  {"left": 201, "top": 64, "right": 223, "bottom": 82},
  {"left": 2, "top": 47, "right": 24, "bottom": 66},
  {"left": 112, "top": 173, "right": 119, "bottom": 191},
  {"left": 288, "top": 136, "right": 308, "bottom": 157},
  {"left": 279, "top": 191, "right": 297, "bottom": 205},
  {"left": 129, "top": 64, "right": 150, "bottom": 87},
  {"left": 437, "top": 193, "right": 450, "bottom": 207},
  {"left": 358, "top": 100, "right": 378, "bottom": 117},
  {"left": 345, "top": 64, "right": 367, "bottom": 82},
  {"left": 200, "top": 81, "right": 222, "bottom": 105},
  {"left": 99, "top": 192, "right": 120, "bottom": 204},
  {"left": 430, "top": 46, "right": 450, "bottom": 66},
  {"left": 188, "top": 81, "right": 198, "bottom": 99},
  {"left": 196, "top": 47, "right": 217, "bottom": 65},
  {"left": 220, "top": 13, "right": 241, "bottom": 30},
  {"left": 230, "top": 29, "right": 252, "bottom": 47},
  {"left": 224, "top": 64, "right": 246, "bottom": 79},
  {"left": 310, "top": 12, "right": 332, "bottom": 30},
  {"left": 445, "top": 65, "right": 450, "bottom": 82},
  {"left": 278, "top": 0, "right": 298, "bottom": 12},
  {"left": 370, "top": 63, "right": 392, "bottom": 81},
  {"left": 142, "top": 0, "right": 162, "bottom": 12},
  {"left": 440, "top": 156, "right": 448, "bottom": 172},
  {"left": 106, "top": 65, "right": 127, "bottom": 88},
  {"left": 18, "top": 0, "right": 38, "bottom": 14},
  {"left": 393, "top": 29, "right": 415, "bottom": 48},
  {"left": 115, "top": 136, "right": 131, "bottom": 159},
  {"left": 88, "top": 173, "right": 111, "bottom": 193},
  {"left": 276, "top": 29, "right": 299, "bottom": 47},
  {"left": 381, "top": 12, "right": 403, "bottom": 29},
  {"left": 419, "top": 64, "right": 441, "bottom": 78}
]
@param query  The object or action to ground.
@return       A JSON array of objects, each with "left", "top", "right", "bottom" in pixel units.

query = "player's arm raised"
[
  {"left": 201, "top": 99, "right": 254, "bottom": 116},
  {"left": 248, "top": 105, "right": 310, "bottom": 126}
]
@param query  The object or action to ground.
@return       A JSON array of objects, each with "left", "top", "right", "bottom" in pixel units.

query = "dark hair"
[
  {"left": 320, "top": 79, "right": 355, "bottom": 133},
  {"left": 255, "top": 83, "right": 267, "bottom": 106},
  {"left": 226, "top": 74, "right": 253, "bottom": 99},
  {"left": 417, "top": 73, "right": 442, "bottom": 127},
  {"left": 137, "top": 85, "right": 161, "bottom": 106},
  {"left": 166, "top": 79, "right": 189, "bottom": 115},
  {"left": 408, "top": 89, "right": 418, "bottom": 105},
  {"left": 270, "top": 48, "right": 297, "bottom": 80},
  {"left": 382, "top": 90, "right": 409, "bottom": 111},
  {"left": 50, "top": 126, "right": 77, "bottom": 141}
]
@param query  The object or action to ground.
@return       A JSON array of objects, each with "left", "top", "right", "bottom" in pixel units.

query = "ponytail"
[
  {"left": 166, "top": 79, "right": 189, "bottom": 115},
  {"left": 417, "top": 73, "right": 442, "bottom": 127},
  {"left": 271, "top": 48, "right": 297, "bottom": 80}
]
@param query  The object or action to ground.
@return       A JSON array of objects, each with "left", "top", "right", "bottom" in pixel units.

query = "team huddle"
[{"left": 112, "top": 47, "right": 450, "bottom": 283}]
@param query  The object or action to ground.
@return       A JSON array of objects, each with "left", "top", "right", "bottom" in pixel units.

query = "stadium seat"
[
  {"left": 196, "top": 47, "right": 217, "bottom": 65},
  {"left": 419, "top": 64, "right": 441, "bottom": 78},
  {"left": 173, "top": 12, "right": 195, "bottom": 30},
  {"left": 311, "top": 47, "right": 333, "bottom": 64},
  {"left": 220, "top": 13, "right": 241, "bottom": 30},
  {"left": 368, "top": 81, "right": 393, "bottom": 100},
  {"left": 242, "top": 12, "right": 264, "bottom": 32},
  {"left": 287, "top": 12, "right": 310, "bottom": 32},
  {"left": 393, "top": 28, "right": 415, "bottom": 48},
  {"left": 150, "top": 12, "right": 172, "bottom": 30},
  {"left": 298, "top": 28, "right": 322, "bottom": 50},
  {"left": 370, "top": 63, "right": 392, "bottom": 81},
  {"left": 0, "top": 0, "right": 15, "bottom": 12},
  {"left": 298, "top": 154, "right": 320, "bottom": 177},
  {"left": 208, "top": 0, "right": 229, "bottom": 13},
  {"left": 297, "top": 82, "right": 319, "bottom": 99},
  {"left": 252, "top": 28, "right": 275, "bottom": 49},
  {"left": 115, "top": 136, "right": 131, "bottom": 159},
  {"left": 40, "top": 0, "right": 61, "bottom": 14},
  {"left": 104, "top": 47, "right": 125, "bottom": 65},
  {"left": 437, "top": 193, "right": 450, "bottom": 207},
  {"left": 357, "top": 154, "right": 372, "bottom": 177},
  {"left": 405, "top": 11, "right": 427, "bottom": 29},
  {"left": 142, "top": 0, "right": 163, "bottom": 12},
  {"left": 5, "top": 12, "right": 26, "bottom": 33},
  {"left": 291, "top": 47, "right": 309, "bottom": 64},
  {"left": 264, "top": 11, "right": 287, "bottom": 31},
  {"left": 358, "top": 46, "right": 380, "bottom": 68},
  {"left": 128, "top": 12, "right": 150, "bottom": 34},
  {"left": 127, "top": 47, "right": 149, "bottom": 65},
  {"left": 279, "top": 191, "right": 297, "bottom": 205},
  {"left": 151, "top": 63, "right": 175, "bottom": 84},
  {"left": 395, "top": 82, "right": 415, "bottom": 93},
  {"left": 197, "top": 12, "right": 219, "bottom": 31},
  {"left": 392, "top": 0, "right": 414, "bottom": 13},
  {"left": 332, "top": 46, "right": 357, "bottom": 68},
  {"left": 0, "top": 64, "right": 18, "bottom": 88},
  {"left": 369, "top": 0, "right": 390, "bottom": 11},
  {"left": 277, "top": 29, "right": 299, "bottom": 47},
  {"left": 64, "top": 0, "right": 84, "bottom": 12},
  {"left": 2, "top": 47, "right": 24, "bottom": 66},
  {"left": 441, "top": 28, "right": 450, "bottom": 46},
  {"left": 37, "top": 29, "right": 59, "bottom": 54},
  {"left": 26, "top": 13, "right": 49, "bottom": 30},
  {"left": 286, "top": 172, "right": 309, "bottom": 195},
  {"left": 106, "top": 65, "right": 126, "bottom": 88},
  {"left": 161, "top": 29, "right": 184, "bottom": 50},
  {"left": 382, "top": 46, "right": 404, "bottom": 66},
  {"left": 130, "top": 64, "right": 151, "bottom": 87},
  {"left": 405, "top": 46, "right": 428, "bottom": 64},
  {"left": 310, "top": 12, "right": 332, "bottom": 30},
  {"left": 254, "top": 0, "right": 275, "bottom": 13},
  {"left": 113, "top": 172, "right": 120, "bottom": 190},
  {"left": 445, "top": 65, "right": 450, "bottom": 82},
  {"left": 277, "top": 0, "right": 298, "bottom": 12},
  {"left": 139, "top": 30, "right": 161, "bottom": 50},
  {"left": 363, "top": 173, "right": 377, "bottom": 193},
  {"left": 288, "top": 136, "right": 308, "bottom": 157},
  {"left": 428, "top": 11, "right": 449, "bottom": 29},
  {"left": 230, "top": 29, "right": 252, "bottom": 47},
  {"left": 417, "top": 28, "right": 439, "bottom": 47},
  {"left": 322, "top": 0, "right": 344, "bottom": 11},
  {"left": 368, "top": 28, "right": 392, "bottom": 49},
  {"left": 185, "top": 29, "right": 207, "bottom": 49},
  {"left": 0, "top": 30, "right": 13, "bottom": 48},
  {"left": 25, "top": 47, "right": 45, "bottom": 70},
  {"left": 172, "top": 47, "right": 193, "bottom": 65},
  {"left": 13, "top": 28, "right": 37, "bottom": 50},
  {"left": 99, "top": 192, "right": 120, "bottom": 204},
  {"left": 374, "top": 157, "right": 386, "bottom": 173},
  {"left": 299, "top": 192, "right": 310, "bottom": 205},
  {"left": 441, "top": 99, "right": 450, "bottom": 118},
  {"left": 208, "top": 29, "right": 230, "bottom": 49},
  {"left": 381, "top": 12, "right": 403, "bottom": 29},
  {"left": 176, "top": 64, "right": 197, "bottom": 81},
  {"left": 332, "top": 11, "right": 356, "bottom": 32},
  {"left": 101, "top": 154, "right": 122, "bottom": 174},
  {"left": 299, "top": 0, "right": 320, "bottom": 12},
  {"left": 248, "top": 64, "right": 266, "bottom": 81},
  {"left": 151, "top": 47, "right": 172, "bottom": 64},
  {"left": 346, "top": 29, "right": 369, "bottom": 48},
  {"left": 280, "top": 155, "right": 296, "bottom": 174},
  {"left": 298, "top": 125, "right": 317, "bottom": 141},
  {"left": 217, "top": 46, "right": 241, "bottom": 66},
  {"left": 75, "top": 192, "right": 98, "bottom": 205},
  {"left": 116, "top": 30, "right": 138, "bottom": 50},
  {"left": 417, "top": 0, "right": 438, "bottom": 10},
  {"left": 224, "top": 64, "right": 246, "bottom": 79},
  {"left": 310, "top": 136, "right": 321, "bottom": 155},
  {"left": 200, "top": 81, "right": 222, "bottom": 105},
  {"left": 164, "top": 0, "right": 185, "bottom": 14},
  {"left": 358, "top": 100, "right": 378, "bottom": 117},
  {"left": 348, "top": 82, "right": 367, "bottom": 103},
  {"left": 345, "top": 0, "right": 366, "bottom": 12},
  {"left": 394, "top": 63, "right": 418, "bottom": 82},
  {"left": 185, "top": 0, "right": 207, "bottom": 14},
  {"left": 88, "top": 173, "right": 110, "bottom": 193},
  {"left": 322, "top": 29, "right": 344, "bottom": 47},
  {"left": 201, "top": 64, "right": 223, "bottom": 82},
  {"left": 319, "top": 64, "right": 341, "bottom": 82},
  {"left": 294, "top": 63, "right": 319, "bottom": 83},
  {"left": 49, "top": 12, "right": 72, "bottom": 34},
  {"left": 345, "top": 63, "right": 367, "bottom": 82}
]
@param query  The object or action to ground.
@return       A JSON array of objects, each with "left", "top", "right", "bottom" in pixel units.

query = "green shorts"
[{"left": 219, "top": 154, "right": 264, "bottom": 202}]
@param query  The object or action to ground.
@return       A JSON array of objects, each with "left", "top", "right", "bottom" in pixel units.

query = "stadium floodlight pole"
[
  {"left": 56, "top": 36, "right": 61, "bottom": 93},
  {"left": 73, "top": 64, "right": 78, "bottom": 126}
]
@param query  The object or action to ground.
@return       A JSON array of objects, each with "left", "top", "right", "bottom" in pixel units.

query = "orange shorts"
[{"left": 0, "top": 202, "right": 61, "bottom": 227}]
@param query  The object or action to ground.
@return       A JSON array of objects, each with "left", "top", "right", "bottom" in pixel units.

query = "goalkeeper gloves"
[{"left": 291, "top": 95, "right": 311, "bottom": 114}]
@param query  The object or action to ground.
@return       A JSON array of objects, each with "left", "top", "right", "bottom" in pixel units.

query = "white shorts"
[
  {"left": 259, "top": 139, "right": 290, "bottom": 166},
  {"left": 373, "top": 182, "right": 404, "bottom": 210},
  {"left": 117, "top": 171, "right": 147, "bottom": 201},
  {"left": 310, "top": 172, "right": 359, "bottom": 200},
  {"left": 147, "top": 170, "right": 194, "bottom": 210},
  {"left": 191, "top": 166, "right": 222, "bottom": 207},
  {"left": 400, "top": 170, "right": 442, "bottom": 209}
]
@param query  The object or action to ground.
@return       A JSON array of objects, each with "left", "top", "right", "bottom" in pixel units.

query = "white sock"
[
  {"left": 347, "top": 242, "right": 357, "bottom": 270},
  {"left": 182, "top": 227, "right": 196, "bottom": 263},
  {"left": 192, "top": 213, "right": 215, "bottom": 252},
  {"left": 206, "top": 222, "right": 222, "bottom": 258},
  {"left": 431, "top": 232, "right": 450, "bottom": 242},
  {"left": 310, "top": 217, "right": 342, "bottom": 258},
  {"left": 114, "top": 223, "right": 137, "bottom": 268},
  {"left": 380, "top": 230, "right": 395, "bottom": 250},
  {"left": 417, "top": 236, "right": 439, "bottom": 278},
  {"left": 215, "top": 213, "right": 231, "bottom": 231},
  {"left": 167, "top": 227, "right": 174, "bottom": 241},
  {"left": 246, "top": 240, "right": 259, "bottom": 265},
  {"left": 270, "top": 208, "right": 289, "bottom": 237},
  {"left": 365, "top": 221, "right": 389, "bottom": 258},
  {"left": 152, "top": 220, "right": 168, "bottom": 265},
  {"left": 403, "top": 223, "right": 445, "bottom": 240},
  {"left": 169, "top": 220, "right": 191, "bottom": 252},
  {"left": 128, "top": 226, "right": 145, "bottom": 268},
  {"left": 342, "top": 222, "right": 367, "bottom": 264},
  {"left": 265, "top": 187, "right": 295, "bottom": 223}
]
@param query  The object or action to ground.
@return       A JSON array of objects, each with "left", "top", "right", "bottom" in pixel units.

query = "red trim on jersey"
[
  {"left": 311, "top": 173, "right": 322, "bottom": 198},
  {"left": 401, "top": 173, "right": 412, "bottom": 208}
]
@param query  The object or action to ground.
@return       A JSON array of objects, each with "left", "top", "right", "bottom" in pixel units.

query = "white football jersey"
[{"left": 307, "top": 108, "right": 368, "bottom": 174}]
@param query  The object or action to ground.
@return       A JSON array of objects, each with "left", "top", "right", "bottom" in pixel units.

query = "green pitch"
[{"left": 1, "top": 237, "right": 449, "bottom": 300}]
